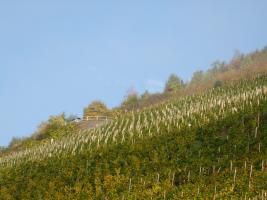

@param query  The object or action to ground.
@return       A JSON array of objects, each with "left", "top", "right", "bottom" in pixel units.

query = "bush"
[{"left": 83, "top": 101, "right": 110, "bottom": 118}]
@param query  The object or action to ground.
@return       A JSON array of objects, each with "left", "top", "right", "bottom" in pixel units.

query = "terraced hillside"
[{"left": 1, "top": 75, "right": 267, "bottom": 199}]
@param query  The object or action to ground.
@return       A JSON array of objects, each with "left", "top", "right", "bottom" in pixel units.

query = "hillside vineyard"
[{"left": 1, "top": 75, "right": 267, "bottom": 199}]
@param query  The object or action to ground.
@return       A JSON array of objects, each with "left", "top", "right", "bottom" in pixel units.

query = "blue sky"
[{"left": 1, "top": 0, "right": 267, "bottom": 146}]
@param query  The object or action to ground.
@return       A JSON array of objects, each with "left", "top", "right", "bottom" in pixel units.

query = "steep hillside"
[
  {"left": 2, "top": 47, "right": 267, "bottom": 155},
  {"left": 1, "top": 75, "right": 267, "bottom": 199}
]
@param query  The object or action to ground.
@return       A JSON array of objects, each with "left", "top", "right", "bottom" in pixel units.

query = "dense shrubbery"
[{"left": 1, "top": 75, "right": 267, "bottom": 199}]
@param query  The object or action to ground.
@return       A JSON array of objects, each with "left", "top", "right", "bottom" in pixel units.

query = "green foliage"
[
  {"left": 83, "top": 101, "right": 110, "bottom": 118},
  {"left": 211, "top": 60, "right": 227, "bottom": 73},
  {"left": 121, "top": 88, "right": 139, "bottom": 109},
  {"left": 164, "top": 74, "right": 184, "bottom": 93},
  {"left": 33, "top": 114, "right": 72, "bottom": 140},
  {"left": 141, "top": 90, "right": 150, "bottom": 101},
  {"left": 191, "top": 70, "right": 205, "bottom": 84}
]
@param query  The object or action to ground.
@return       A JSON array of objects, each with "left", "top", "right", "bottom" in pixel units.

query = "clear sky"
[{"left": 1, "top": 0, "right": 267, "bottom": 146}]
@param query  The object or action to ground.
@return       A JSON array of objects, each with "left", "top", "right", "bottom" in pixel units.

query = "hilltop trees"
[
  {"left": 210, "top": 60, "right": 227, "bottom": 74},
  {"left": 119, "top": 46, "right": 267, "bottom": 110},
  {"left": 190, "top": 70, "right": 205, "bottom": 85},
  {"left": 83, "top": 101, "right": 110, "bottom": 118},
  {"left": 121, "top": 87, "right": 139, "bottom": 109},
  {"left": 141, "top": 90, "right": 150, "bottom": 100},
  {"left": 164, "top": 74, "right": 184, "bottom": 93}
]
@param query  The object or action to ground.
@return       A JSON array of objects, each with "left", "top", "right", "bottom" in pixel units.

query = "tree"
[
  {"left": 83, "top": 101, "right": 110, "bottom": 118},
  {"left": 232, "top": 49, "right": 243, "bottom": 62},
  {"left": 33, "top": 113, "right": 68, "bottom": 140},
  {"left": 240, "top": 55, "right": 254, "bottom": 69},
  {"left": 141, "top": 90, "right": 150, "bottom": 100},
  {"left": 121, "top": 87, "right": 139, "bottom": 108},
  {"left": 164, "top": 74, "right": 184, "bottom": 93},
  {"left": 190, "top": 71, "right": 205, "bottom": 85},
  {"left": 230, "top": 49, "right": 244, "bottom": 70},
  {"left": 211, "top": 61, "right": 227, "bottom": 74}
]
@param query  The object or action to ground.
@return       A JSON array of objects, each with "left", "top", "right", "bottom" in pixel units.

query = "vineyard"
[{"left": 1, "top": 75, "right": 267, "bottom": 199}]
